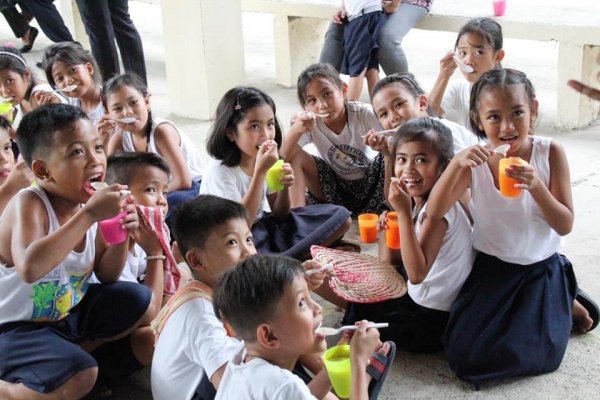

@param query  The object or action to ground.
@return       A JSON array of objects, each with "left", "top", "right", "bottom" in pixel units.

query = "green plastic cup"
[
  {"left": 323, "top": 345, "right": 351, "bottom": 398},
  {"left": 0, "top": 103, "right": 14, "bottom": 123},
  {"left": 266, "top": 159, "right": 285, "bottom": 192}
]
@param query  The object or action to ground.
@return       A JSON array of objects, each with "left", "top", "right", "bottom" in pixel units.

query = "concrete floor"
[{"left": 4, "top": 0, "right": 600, "bottom": 398}]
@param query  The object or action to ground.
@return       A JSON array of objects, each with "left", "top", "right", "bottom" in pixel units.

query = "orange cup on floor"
[
  {"left": 499, "top": 157, "right": 528, "bottom": 198},
  {"left": 358, "top": 213, "right": 378, "bottom": 243},
  {"left": 385, "top": 211, "right": 401, "bottom": 249}
]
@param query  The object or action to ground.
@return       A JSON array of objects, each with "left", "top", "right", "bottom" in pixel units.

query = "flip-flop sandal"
[
  {"left": 576, "top": 289, "right": 599, "bottom": 331},
  {"left": 366, "top": 341, "right": 396, "bottom": 400}
]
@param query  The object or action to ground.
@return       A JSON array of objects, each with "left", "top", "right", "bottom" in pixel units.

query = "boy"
[
  {"left": 90, "top": 152, "right": 172, "bottom": 382},
  {"left": 0, "top": 104, "right": 151, "bottom": 399},
  {"left": 213, "top": 255, "right": 395, "bottom": 399},
  {"left": 151, "top": 194, "right": 254, "bottom": 400}
]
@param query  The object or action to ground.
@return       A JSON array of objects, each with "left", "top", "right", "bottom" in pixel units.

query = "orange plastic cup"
[
  {"left": 385, "top": 212, "right": 400, "bottom": 249},
  {"left": 358, "top": 213, "right": 378, "bottom": 243},
  {"left": 499, "top": 157, "right": 528, "bottom": 198}
]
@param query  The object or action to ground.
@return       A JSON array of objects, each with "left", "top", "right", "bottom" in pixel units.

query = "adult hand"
[
  {"left": 568, "top": 80, "right": 600, "bottom": 102},
  {"left": 332, "top": 8, "right": 347, "bottom": 24}
]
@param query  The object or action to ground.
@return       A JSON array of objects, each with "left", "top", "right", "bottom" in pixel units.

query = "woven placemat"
[{"left": 310, "top": 245, "right": 407, "bottom": 304}]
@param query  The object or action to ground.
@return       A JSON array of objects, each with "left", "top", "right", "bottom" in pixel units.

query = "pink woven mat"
[{"left": 310, "top": 245, "right": 407, "bottom": 304}]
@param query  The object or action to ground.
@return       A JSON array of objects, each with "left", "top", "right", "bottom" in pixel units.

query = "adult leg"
[
  {"left": 19, "top": 0, "right": 73, "bottom": 42},
  {"left": 318, "top": 21, "right": 344, "bottom": 71},
  {"left": 75, "top": 0, "right": 120, "bottom": 81},
  {"left": 108, "top": 0, "right": 147, "bottom": 84},
  {"left": 1, "top": 3, "right": 29, "bottom": 38},
  {"left": 377, "top": 3, "right": 428, "bottom": 75}
]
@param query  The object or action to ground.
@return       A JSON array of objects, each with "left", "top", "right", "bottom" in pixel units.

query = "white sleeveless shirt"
[
  {"left": 122, "top": 118, "right": 204, "bottom": 182},
  {"left": 469, "top": 136, "right": 560, "bottom": 265},
  {"left": 0, "top": 186, "right": 97, "bottom": 324}
]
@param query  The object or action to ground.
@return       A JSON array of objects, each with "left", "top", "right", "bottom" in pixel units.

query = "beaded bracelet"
[{"left": 145, "top": 255, "right": 166, "bottom": 261}]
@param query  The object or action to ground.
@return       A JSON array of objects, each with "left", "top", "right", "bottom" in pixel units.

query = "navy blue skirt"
[
  {"left": 251, "top": 204, "right": 350, "bottom": 260},
  {"left": 443, "top": 252, "right": 577, "bottom": 384}
]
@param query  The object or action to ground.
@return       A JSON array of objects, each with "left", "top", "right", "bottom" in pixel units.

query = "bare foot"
[{"left": 573, "top": 299, "right": 593, "bottom": 333}]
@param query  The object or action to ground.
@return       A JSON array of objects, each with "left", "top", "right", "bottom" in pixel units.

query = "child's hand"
[
  {"left": 506, "top": 163, "right": 541, "bottom": 193},
  {"left": 290, "top": 110, "right": 317, "bottom": 133},
  {"left": 96, "top": 115, "right": 118, "bottom": 146},
  {"left": 455, "top": 145, "right": 493, "bottom": 169},
  {"left": 83, "top": 184, "right": 130, "bottom": 221},
  {"left": 363, "top": 130, "right": 391, "bottom": 156},
  {"left": 302, "top": 260, "right": 330, "bottom": 290},
  {"left": 120, "top": 200, "right": 140, "bottom": 231},
  {"left": 130, "top": 213, "right": 162, "bottom": 255},
  {"left": 31, "top": 91, "right": 62, "bottom": 107},
  {"left": 255, "top": 140, "right": 279, "bottom": 175},
  {"left": 331, "top": 8, "right": 347, "bottom": 24},
  {"left": 4, "top": 158, "right": 33, "bottom": 191},
  {"left": 377, "top": 210, "right": 388, "bottom": 231},
  {"left": 388, "top": 178, "right": 411, "bottom": 213},
  {"left": 279, "top": 162, "right": 295, "bottom": 188},
  {"left": 350, "top": 320, "right": 381, "bottom": 363},
  {"left": 439, "top": 51, "right": 458, "bottom": 78}
]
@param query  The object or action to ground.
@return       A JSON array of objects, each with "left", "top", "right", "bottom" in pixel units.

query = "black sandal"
[{"left": 19, "top": 26, "right": 38, "bottom": 53}]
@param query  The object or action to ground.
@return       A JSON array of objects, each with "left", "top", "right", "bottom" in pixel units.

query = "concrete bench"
[{"left": 243, "top": 0, "right": 600, "bottom": 129}]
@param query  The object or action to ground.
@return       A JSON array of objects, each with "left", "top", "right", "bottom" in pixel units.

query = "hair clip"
[
  {"left": 234, "top": 93, "right": 242, "bottom": 111},
  {"left": 234, "top": 103, "right": 241, "bottom": 111}
]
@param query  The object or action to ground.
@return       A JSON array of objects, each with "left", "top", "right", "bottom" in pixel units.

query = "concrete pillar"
[
  {"left": 161, "top": 0, "right": 245, "bottom": 119},
  {"left": 557, "top": 43, "right": 600, "bottom": 129},
  {"left": 58, "top": 0, "right": 90, "bottom": 50},
  {"left": 274, "top": 15, "right": 329, "bottom": 87}
]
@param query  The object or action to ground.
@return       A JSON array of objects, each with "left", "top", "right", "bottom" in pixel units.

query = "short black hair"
[
  {"left": 0, "top": 115, "right": 11, "bottom": 132},
  {"left": 171, "top": 194, "right": 248, "bottom": 258},
  {"left": 106, "top": 152, "right": 171, "bottom": 186},
  {"left": 17, "top": 104, "right": 89, "bottom": 167},
  {"left": 213, "top": 255, "right": 304, "bottom": 341}
]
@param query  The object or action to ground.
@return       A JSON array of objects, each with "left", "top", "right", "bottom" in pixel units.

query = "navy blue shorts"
[
  {"left": 341, "top": 11, "right": 387, "bottom": 77},
  {"left": 0, "top": 282, "right": 151, "bottom": 394}
]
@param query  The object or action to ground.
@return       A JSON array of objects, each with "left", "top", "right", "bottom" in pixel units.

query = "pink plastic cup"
[
  {"left": 99, "top": 211, "right": 128, "bottom": 244},
  {"left": 493, "top": 0, "right": 506, "bottom": 16}
]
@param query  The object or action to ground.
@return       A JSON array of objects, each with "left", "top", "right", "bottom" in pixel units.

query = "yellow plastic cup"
[
  {"left": 0, "top": 102, "right": 14, "bottom": 123},
  {"left": 323, "top": 345, "right": 351, "bottom": 398},
  {"left": 266, "top": 159, "right": 285, "bottom": 192}
]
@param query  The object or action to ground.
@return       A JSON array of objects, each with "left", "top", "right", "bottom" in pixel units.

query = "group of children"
[{"left": 0, "top": 13, "right": 597, "bottom": 400}]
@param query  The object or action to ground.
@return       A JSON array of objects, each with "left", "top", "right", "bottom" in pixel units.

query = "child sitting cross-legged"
[
  {"left": 0, "top": 104, "right": 151, "bottom": 399},
  {"left": 213, "top": 254, "right": 395, "bottom": 399}
]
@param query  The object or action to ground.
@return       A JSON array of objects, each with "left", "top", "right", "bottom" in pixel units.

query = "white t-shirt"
[
  {"left": 297, "top": 101, "right": 382, "bottom": 180},
  {"left": 200, "top": 159, "right": 269, "bottom": 220},
  {"left": 440, "top": 80, "right": 472, "bottom": 131},
  {"left": 469, "top": 136, "right": 559, "bottom": 265},
  {"left": 152, "top": 298, "right": 240, "bottom": 400},
  {"left": 119, "top": 244, "right": 146, "bottom": 283},
  {"left": 215, "top": 342, "right": 317, "bottom": 400},
  {"left": 345, "top": 0, "right": 382, "bottom": 16},
  {"left": 67, "top": 97, "right": 104, "bottom": 126},
  {"left": 409, "top": 202, "right": 474, "bottom": 311},
  {"left": 438, "top": 118, "right": 481, "bottom": 154},
  {"left": 122, "top": 118, "right": 205, "bottom": 182}
]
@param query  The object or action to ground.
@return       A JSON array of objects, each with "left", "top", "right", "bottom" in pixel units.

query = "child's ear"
[
  {"left": 256, "top": 324, "right": 279, "bottom": 350},
  {"left": 530, "top": 97, "right": 539, "bottom": 128},
  {"left": 85, "top": 62, "right": 94, "bottom": 77},
  {"left": 418, "top": 94, "right": 429, "bottom": 112},
  {"left": 185, "top": 248, "right": 204, "bottom": 272},
  {"left": 494, "top": 49, "right": 506, "bottom": 65},
  {"left": 31, "top": 160, "right": 50, "bottom": 181},
  {"left": 226, "top": 129, "right": 236, "bottom": 143},
  {"left": 144, "top": 94, "right": 151, "bottom": 111},
  {"left": 341, "top": 82, "right": 348, "bottom": 95}
]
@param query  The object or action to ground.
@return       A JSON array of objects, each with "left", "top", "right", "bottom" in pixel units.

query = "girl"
[
  {"left": 0, "top": 46, "right": 63, "bottom": 129},
  {"left": 426, "top": 68, "right": 593, "bottom": 384},
  {"left": 200, "top": 86, "right": 352, "bottom": 260},
  {"left": 428, "top": 17, "right": 505, "bottom": 131},
  {"left": 281, "top": 62, "right": 388, "bottom": 217},
  {"left": 343, "top": 117, "right": 474, "bottom": 353},
  {"left": 103, "top": 73, "right": 204, "bottom": 216},
  {"left": 369, "top": 73, "right": 480, "bottom": 156},
  {"left": 0, "top": 116, "right": 32, "bottom": 213},
  {"left": 41, "top": 42, "right": 105, "bottom": 126}
]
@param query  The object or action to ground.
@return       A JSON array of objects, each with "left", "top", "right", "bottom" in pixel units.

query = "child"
[
  {"left": 0, "top": 104, "right": 151, "bottom": 399},
  {"left": 0, "top": 46, "right": 64, "bottom": 129},
  {"left": 213, "top": 255, "right": 395, "bottom": 399},
  {"left": 426, "top": 68, "right": 593, "bottom": 384},
  {"left": 201, "top": 86, "right": 351, "bottom": 260},
  {"left": 343, "top": 117, "right": 474, "bottom": 353},
  {"left": 369, "top": 73, "right": 480, "bottom": 155},
  {"left": 428, "top": 17, "right": 505, "bottom": 130},
  {"left": 0, "top": 115, "right": 32, "bottom": 213},
  {"left": 104, "top": 73, "right": 204, "bottom": 216},
  {"left": 282, "top": 63, "right": 388, "bottom": 216},
  {"left": 335, "top": 0, "right": 400, "bottom": 101},
  {"left": 89, "top": 152, "right": 173, "bottom": 383},
  {"left": 41, "top": 42, "right": 105, "bottom": 126}
]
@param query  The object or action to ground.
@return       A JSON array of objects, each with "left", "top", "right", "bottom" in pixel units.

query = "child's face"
[
  {"left": 0, "top": 128, "right": 14, "bottom": 186},
  {"left": 191, "top": 217, "right": 256, "bottom": 284},
  {"left": 50, "top": 61, "right": 95, "bottom": 98},
  {"left": 394, "top": 139, "right": 443, "bottom": 202},
  {"left": 303, "top": 77, "right": 346, "bottom": 122},
  {"left": 228, "top": 104, "right": 276, "bottom": 160},
  {"left": 35, "top": 119, "right": 106, "bottom": 203},
  {"left": 127, "top": 165, "right": 169, "bottom": 216},
  {"left": 269, "top": 275, "right": 326, "bottom": 357},
  {"left": 476, "top": 85, "right": 537, "bottom": 155},
  {"left": 372, "top": 83, "right": 427, "bottom": 130},
  {"left": 456, "top": 32, "right": 504, "bottom": 84},
  {"left": 105, "top": 85, "right": 150, "bottom": 133},
  {"left": 0, "top": 68, "right": 30, "bottom": 104}
]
